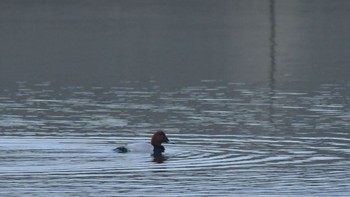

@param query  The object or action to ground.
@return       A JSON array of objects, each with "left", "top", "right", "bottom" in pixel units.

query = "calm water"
[{"left": 1, "top": 0, "right": 350, "bottom": 196}]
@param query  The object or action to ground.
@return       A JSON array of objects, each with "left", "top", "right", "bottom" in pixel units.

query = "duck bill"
[
  {"left": 164, "top": 137, "right": 169, "bottom": 143},
  {"left": 164, "top": 137, "right": 174, "bottom": 144}
]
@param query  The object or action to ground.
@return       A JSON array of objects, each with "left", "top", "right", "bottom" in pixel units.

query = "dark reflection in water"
[
  {"left": 152, "top": 155, "right": 168, "bottom": 164},
  {"left": 269, "top": 0, "right": 277, "bottom": 124}
]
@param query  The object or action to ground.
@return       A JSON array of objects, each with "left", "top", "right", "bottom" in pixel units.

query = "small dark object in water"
[{"left": 114, "top": 146, "right": 128, "bottom": 153}]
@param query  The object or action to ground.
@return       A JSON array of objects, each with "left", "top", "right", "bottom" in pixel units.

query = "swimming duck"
[{"left": 114, "top": 131, "right": 170, "bottom": 156}]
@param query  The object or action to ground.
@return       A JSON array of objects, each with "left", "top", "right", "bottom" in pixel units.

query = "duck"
[{"left": 114, "top": 130, "right": 170, "bottom": 157}]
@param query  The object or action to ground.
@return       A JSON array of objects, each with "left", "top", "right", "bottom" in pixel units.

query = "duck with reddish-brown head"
[{"left": 114, "top": 130, "right": 170, "bottom": 160}]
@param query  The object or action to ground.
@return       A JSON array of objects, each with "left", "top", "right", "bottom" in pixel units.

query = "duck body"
[
  {"left": 114, "top": 131, "right": 169, "bottom": 156},
  {"left": 115, "top": 142, "right": 153, "bottom": 153}
]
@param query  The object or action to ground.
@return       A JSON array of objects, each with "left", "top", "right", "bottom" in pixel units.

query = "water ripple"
[{"left": 1, "top": 82, "right": 349, "bottom": 196}]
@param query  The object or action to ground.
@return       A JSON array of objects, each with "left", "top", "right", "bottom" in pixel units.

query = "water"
[
  {"left": 1, "top": 81, "right": 349, "bottom": 196},
  {"left": 1, "top": 0, "right": 350, "bottom": 196},
  {"left": 1, "top": 0, "right": 350, "bottom": 85}
]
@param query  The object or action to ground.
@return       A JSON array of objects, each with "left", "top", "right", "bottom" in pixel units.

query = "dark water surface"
[
  {"left": 1, "top": 0, "right": 350, "bottom": 196},
  {"left": 1, "top": 0, "right": 350, "bottom": 85}
]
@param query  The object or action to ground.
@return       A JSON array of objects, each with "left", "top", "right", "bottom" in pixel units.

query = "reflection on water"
[
  {"left": 1, "top": 81, "right": 349, "bottom": 196},
  {"left": 269, "top": 0, "right": 277, "bottom": 124}
]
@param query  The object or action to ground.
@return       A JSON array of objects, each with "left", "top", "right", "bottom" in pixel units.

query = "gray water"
[
  {"left": 1, "top": 0, "right": 350, "bottom": 196},
  {"left": 1, "top": 81, "right": 349, "bottom": 196}
]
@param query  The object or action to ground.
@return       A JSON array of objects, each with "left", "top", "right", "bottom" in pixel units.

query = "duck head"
[
  {"left": 151, "top": 130, "right": 169, "bottom": 147},
  {"left": 151, "top": 131, "right": 169, "bottom": 163},
  {"left": 151, "top": 130, "right": 169, "bottom": 159}
]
